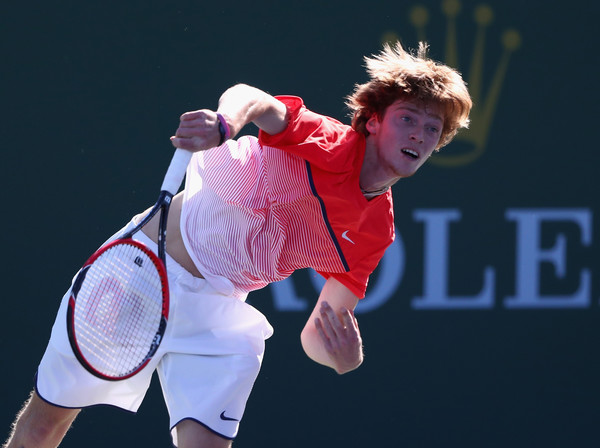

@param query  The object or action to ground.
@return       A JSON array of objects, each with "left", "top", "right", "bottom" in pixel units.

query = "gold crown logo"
[{"left": 382, "top": 0, "right": 522, "bottom": 167}]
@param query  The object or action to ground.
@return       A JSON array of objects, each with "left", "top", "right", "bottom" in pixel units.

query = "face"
[{"left": 365, "top": 98, "right": 444, "bottom": 180}]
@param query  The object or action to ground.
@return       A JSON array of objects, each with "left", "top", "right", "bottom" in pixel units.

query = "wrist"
[{"left": 216, "top": 113, "right": 231, "bottom": 145}]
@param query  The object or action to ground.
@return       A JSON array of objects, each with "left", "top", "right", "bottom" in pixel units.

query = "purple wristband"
[{"left": 216, "top": 113, "right": 231, "bottom": 146}]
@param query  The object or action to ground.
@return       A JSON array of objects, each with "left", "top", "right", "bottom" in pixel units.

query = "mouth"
[{"left": 401, "top": 148, "right": 419, "bottom": 159}]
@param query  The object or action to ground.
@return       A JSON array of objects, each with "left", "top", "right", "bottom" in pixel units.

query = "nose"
[{"left": 410, "top": 128, "right": 424, "bottom": 143}]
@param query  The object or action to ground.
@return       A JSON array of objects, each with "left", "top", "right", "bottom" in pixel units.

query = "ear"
[{"left": 365, "top": 114, "right": 380, "bottom": 135}]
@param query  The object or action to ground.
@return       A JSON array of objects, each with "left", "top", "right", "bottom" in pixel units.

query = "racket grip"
[{"left": 161, "top": 148, "right": 193, "bottom": 194}]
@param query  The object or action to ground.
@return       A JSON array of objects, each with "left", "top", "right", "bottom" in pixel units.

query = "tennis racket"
[{"left": 66, "top": 148, "right": 193, "bottom": 381}]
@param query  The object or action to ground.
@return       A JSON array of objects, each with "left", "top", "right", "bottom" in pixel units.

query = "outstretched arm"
[
  {"left": 170, "top": 83, "right": 288, "bottom": 151},
  {"left": 300, "top": 277, "right": 363, "bottom": 374}
]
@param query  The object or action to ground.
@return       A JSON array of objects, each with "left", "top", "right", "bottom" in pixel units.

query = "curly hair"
[{"left": 346, "top": 41, "right": 472, "bottom": 149}]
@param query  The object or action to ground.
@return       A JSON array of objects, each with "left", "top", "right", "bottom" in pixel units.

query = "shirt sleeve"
[
  {"left": 258, "top": 96, "right": 356, "bottom": 170},
  {"left": 258, "top": 96, "right": 311, "bottom": 146}
]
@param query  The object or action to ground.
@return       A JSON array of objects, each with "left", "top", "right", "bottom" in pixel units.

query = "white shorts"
[{"left": 36, "top": 226, "right": 274, "bottom": 442}]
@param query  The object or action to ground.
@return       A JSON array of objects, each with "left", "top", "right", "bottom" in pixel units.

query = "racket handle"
[{"left": 161, "top": 148, "right": 193, "bottom": 194}]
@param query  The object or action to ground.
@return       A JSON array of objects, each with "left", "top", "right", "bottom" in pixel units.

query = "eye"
[{"left": 427, "top": 126, "right": 440, "bottom": 134}]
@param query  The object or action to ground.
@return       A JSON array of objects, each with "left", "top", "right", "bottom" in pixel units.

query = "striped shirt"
[{"left": 181, "top": 96, "right": 395, "bottom": 299}]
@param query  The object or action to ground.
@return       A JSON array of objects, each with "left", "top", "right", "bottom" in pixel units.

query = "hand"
[
  {"left": 170, "top": 109, "right": 223, "bottom": 151},
  {"left": 315, "top": 301, "right": 363, "bottom": 374}
]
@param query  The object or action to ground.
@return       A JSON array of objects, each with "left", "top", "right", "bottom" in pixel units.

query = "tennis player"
[{"left": 4, "top": 41, "right": 472, "bottom": 448}]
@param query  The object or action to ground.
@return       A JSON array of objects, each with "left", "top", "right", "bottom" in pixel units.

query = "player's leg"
[
  {"left": 3, "top": 390, "right": 80, "bottom": 448},
  {"left": 174, "top": 419, "right": 232, "bottom": 448},
  {"left": 158, "top": 268, "right": 273, "bottom": 448}
]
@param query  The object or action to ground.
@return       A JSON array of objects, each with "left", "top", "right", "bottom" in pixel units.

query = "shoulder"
[
  {"left": 273, "top": 95, "right": 305, "bottom": 114},
  {"left": 260, "top": 96, "right": 352, "bottom": 146}
]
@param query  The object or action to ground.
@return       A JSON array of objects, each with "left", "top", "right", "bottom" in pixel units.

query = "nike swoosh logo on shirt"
[
  {"left": 220, "top": 411, "right": 240, "bottom": 422},
  {"left": 342, "top": 230, "right": 355, "bottom": 244}
]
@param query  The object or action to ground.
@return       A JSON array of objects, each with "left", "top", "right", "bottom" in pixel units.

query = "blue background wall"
[{"left": 2, "top": 0, "right": 598, "bottom": 446}]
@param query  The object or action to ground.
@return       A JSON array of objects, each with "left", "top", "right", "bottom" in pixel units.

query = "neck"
[
  {"left": 360, "top": 185, "right": 389, "bottom": 199},
  {"left": 360, "top": 139, "right": 399, "bottom": 196}
]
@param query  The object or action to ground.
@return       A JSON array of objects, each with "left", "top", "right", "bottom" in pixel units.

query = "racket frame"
[
  {"left": 67, "top": 238, "right": 169, "bottom": 380},
  {"left": 66, "top": 149, "right": 191, "bottom": 381}
]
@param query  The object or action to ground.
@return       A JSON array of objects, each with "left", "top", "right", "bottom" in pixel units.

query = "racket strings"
[{"left": 73, "top": 243, "right": 165, "bottom": 377}]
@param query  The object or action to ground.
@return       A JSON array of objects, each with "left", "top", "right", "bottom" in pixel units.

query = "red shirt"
[
  {"left": 182, "top": 96, "right": 394, "bottom": 299},
  {"left": 259, "top": 96, "right": 395, "bottom": 297}
]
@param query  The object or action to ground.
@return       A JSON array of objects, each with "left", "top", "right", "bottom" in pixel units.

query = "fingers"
[
  {"left": 317, "top": 301, "right": 343, "bottom": 338},
  {"left": 341, "top": 306, "right": 359, "bottom": 334},
  {"left": 178, "top": 110, "right": 215, "bottom": 128},
  {"left": 315, "top": 301, "right": 361, "bottom": 344},
  {"left": 180, "top": 110, "right": 209, "bottom": 121},
  {"left": 315, "top": 301, "right": 363, "bottom": 374},
  {"left": 170, "top": 109, "right": 222, "bottom": 151}
]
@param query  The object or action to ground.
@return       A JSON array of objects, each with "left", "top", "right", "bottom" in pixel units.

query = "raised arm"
[
  {"left": 170, "top": 83, "right": 288, "bottom": 151},
  {"left": 300, "top": 277, "right": 363, "bottom": 374}
]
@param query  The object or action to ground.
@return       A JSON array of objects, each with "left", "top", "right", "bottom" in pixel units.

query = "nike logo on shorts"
[{"left": 220, "top": 411, "right": 240, "bottom": 422}]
